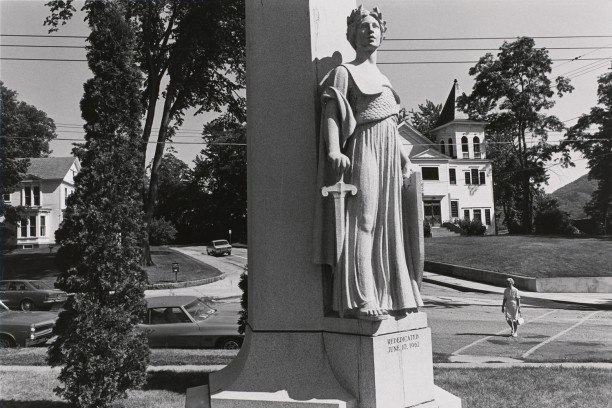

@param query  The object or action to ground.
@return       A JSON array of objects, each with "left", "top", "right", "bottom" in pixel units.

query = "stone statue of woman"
[{"left": 313, "top": 5, "right": 423, "bottom": 320}]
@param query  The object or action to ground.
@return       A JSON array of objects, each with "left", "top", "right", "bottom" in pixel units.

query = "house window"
[
  {"left": 461, "top": 136, "right": 469, "bottom": 158},
  {"left": 479, "top": 171, "right": 486, "bottom": 185},
  {"left": 451, "top": 201, "right": 459, "bottom": 218},
  {"left": 440, "top": 141, "right": 446, "bottom": 155},
  {"left": 471, "top": 169, "right": 479, "bottom": 185},
  {"left": 20, "top": 219, "right": 28, "bottom": 237},
  {"left": 448, "top": 138, "right": 454, "bottom": 158},
  {"left": 485, "top": 209, "right": 491, "bottom": 226},
  {"left": 449, "top": 168, "right": 456, "bottom": 185},
  {"left": 29, "top": 216, "right": 37, "bottom": 237},
  {"left": 464, "top": 171, "right": 471, "bottom": 185},
  {"left": 463, "top": 209, "right": 470, "bottom": 220},
  {"left": 40, "top": 216, "right": 46, "bottom": 236},
  {"left": 3, "top": 192, "right": 10, "bottom": 202},
  {"left": 422, "top": 167, "right": 439, "bottom": 181},
  {"left": 65, "top": 188, "right": 68, "bottom": 205},
  {"left": 33, "top": 186, "right": 40, "bottom": 206},
  {"left": 473, "top": 209, "right": 482, "bottom": 223},
  {"left": 24, "top": 187, "right": 32, "bottom": 206},
  {"left": 474, "top": 136, "right": 481, "bottom": 158}
]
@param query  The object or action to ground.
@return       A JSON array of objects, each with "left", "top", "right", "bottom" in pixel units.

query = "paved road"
[
  {"left": 422, "top": 282, "right": 612, "bottom": 363},
  {"left": 166, "top": 247, "right": 612, "bottom": 364}
]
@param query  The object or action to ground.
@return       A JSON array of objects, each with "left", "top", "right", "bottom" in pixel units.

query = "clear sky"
[{"left": 2, "top": 0, "right": 611, "bottom": 192}]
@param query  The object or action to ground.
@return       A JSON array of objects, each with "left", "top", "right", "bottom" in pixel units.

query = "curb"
[{"left": 145, "top": 273, "right": 226, "bottom": 290}]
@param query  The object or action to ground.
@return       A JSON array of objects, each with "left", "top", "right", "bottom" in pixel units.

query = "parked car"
[
  {"left": 138, "top": 295, "right": 243, "bottom": 349},
  {"left": 0, "top": 300, "right": 57, "bottom": 348},
  {"left": 206, "top": 240, "right": 232, "bottom": 256},
  {"left": 0, "top": 280, "right": 68, "bottom": 311}
]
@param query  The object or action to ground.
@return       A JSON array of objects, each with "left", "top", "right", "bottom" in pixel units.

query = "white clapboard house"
[
  {"left": 3, "top": 157, "right": 80, "bottom": 248},
  {"left": 400, "top": 80, "right": 496, "bottom": 234}
]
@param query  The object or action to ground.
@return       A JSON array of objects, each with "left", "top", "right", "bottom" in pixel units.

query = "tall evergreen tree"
[
  {"left": 47, "top": 2, "right": 149, "bottom": 407},
  {"left": 564, "top": 72, "right": 612, "bottom": 233},
  {"left": 458, "top": 37, "right": 573, "bottom": 232}
]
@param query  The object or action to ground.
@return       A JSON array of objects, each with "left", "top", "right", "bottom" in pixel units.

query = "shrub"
[
  {"left": 534, "top": 196, "right": 574, "bottom": 235},
  {"left": 423, "top": 219, "right": 432, "bottom": 238},
  {"left": 459, "top": 219, "right": 487, "bottom": 236},
  {"left": 237, "top": 268, "right": 248, "bottom": 335},
  {"left": 149, "top": 217, "right": 177, "bottom": 245}
]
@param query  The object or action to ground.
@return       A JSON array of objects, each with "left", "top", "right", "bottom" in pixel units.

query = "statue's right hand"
[{"left": 328, "top": 152, "right": 351, "bottom": 177}]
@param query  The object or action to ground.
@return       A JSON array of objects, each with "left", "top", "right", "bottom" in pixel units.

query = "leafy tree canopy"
[
  {"left": 458, "top": 36, "right": 573, "bottom": 232},
  {"left": 408, "top": 99, "right": 442, "bottom": 140},
  {"left": 564, "top": 72, "right": 612, "bottom": 232},
  {"left": 45, "top": 0, "right": 246, "bottom": 263}
]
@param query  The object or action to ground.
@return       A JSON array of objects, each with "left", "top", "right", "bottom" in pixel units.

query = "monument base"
[{"left": 186, "top": 314, "right": 461, "bottom": 408}]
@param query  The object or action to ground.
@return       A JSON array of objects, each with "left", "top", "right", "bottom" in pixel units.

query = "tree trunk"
[{"left": 142, "top": 90, "right": 175, "bottom": 266}]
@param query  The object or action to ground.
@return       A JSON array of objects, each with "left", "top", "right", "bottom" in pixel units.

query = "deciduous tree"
[
  {"left": 191, "top": 112, "right": 247, "bottom": 243},
  {"left": 408, "top": 99, "right": 442, "bottom": 140},
  {"left": 47, "top": 3, "right": 149, "bottom": 407},
  {"left": 45, "top": 0, "right": 246, "bottom": 264},
  {"left": 458, "top": 37, "right": 573, "bottom": 232},
  {"left": 564, "top": 72, "right": 612, "bottom": 233}
]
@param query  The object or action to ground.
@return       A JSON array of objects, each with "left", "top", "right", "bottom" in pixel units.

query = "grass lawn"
[
  {"left": 1, "top": 366, "right": 610, "bottom": 407},
  {"left": 0, "top": 347, "right": 239, "bottom": 366},
  {"left": 1, "top": 246, "right": 220, "bottom": 284},
  {"left": 434, "top": 366, "right": 612, "bottom": 408},
  {"left": 425, "top": 235, "right": 612, "bottom": 278}
]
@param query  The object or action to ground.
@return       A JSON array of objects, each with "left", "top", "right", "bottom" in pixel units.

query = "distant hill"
[{"left": 549, "top": 174, "right": 597, "bottom": 219}]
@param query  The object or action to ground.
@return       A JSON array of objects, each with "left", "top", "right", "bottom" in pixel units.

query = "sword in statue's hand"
[
  {"left": 322, "top": 175, "right": 357, "bottom": 318},
  {"left": 322, "top": 175, "right": 357, "bottom": 266}
]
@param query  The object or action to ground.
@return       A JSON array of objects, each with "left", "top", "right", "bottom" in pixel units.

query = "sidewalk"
[{"left": 423, "top": 271, "right": 612, "bottom": 309}]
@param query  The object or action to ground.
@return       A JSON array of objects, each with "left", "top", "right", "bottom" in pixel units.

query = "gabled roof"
[
  {"left": 24, "top": 157, "right": 78, "bottom": 180},
  {"left": 398, "top": 122, "right": 451, "bottom": 160},
  {"left": 411, "top": 148, "right": 450, "bottom": 160},
  {"left": 434, "top": 79, "right": 469, "bottom": 128}
]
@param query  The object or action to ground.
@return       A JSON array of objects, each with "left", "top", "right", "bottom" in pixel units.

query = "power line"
[
  {"left": 385, "top": 35, "right": 612, "bottom": 41},
  {"left": 378, "top": 57, "right": 611, "bottom": 65},
  {"left": 0, "top": 57, "right": 86, "bottom": 62},
  {"left": 0, "top": 34, "right": 87, "bottom": 38},
  {"left": 380, "top": 46, "right": 612, "bottom": 52},
  {"left": 1, "top": 44, "right": 85, "bottom": 49}
]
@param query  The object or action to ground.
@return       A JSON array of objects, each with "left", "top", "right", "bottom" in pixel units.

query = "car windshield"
[
  {"left": 184, "top": 299, "right": 216, "bottom": 321},
  {"left": 28, "top": 281, "right": 54, "bottom": 290},
  {"left": 213, "top": 240, "right": 229, "bottom": 246}
]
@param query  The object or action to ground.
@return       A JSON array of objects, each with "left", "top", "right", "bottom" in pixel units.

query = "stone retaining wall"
[{"left": 424, "top": 261, "right": 612, "bottom": 293}]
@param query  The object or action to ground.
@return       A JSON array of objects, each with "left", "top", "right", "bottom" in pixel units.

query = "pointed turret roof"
[{"left": 434, "top": 79, "right": 469, "bottom": 128}]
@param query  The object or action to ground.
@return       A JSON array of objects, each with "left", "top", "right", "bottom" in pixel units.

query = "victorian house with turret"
[{"left": 400, "top": 80, "right": 496, "bottom": 234}]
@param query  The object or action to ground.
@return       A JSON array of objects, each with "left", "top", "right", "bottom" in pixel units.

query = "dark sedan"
[
  {"left": 138, "top": 296, "right": 243, "bottom": 349},
  {"left": 0, "top": 280, "right": 68, "bottom": 311},
  {"left": 0, "top": 300, "right": 57, "bottom": 348}
]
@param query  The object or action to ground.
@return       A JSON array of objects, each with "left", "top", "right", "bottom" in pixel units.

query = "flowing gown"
[{"left": 313, "top": 65, "right": 423, "bottom": 314}]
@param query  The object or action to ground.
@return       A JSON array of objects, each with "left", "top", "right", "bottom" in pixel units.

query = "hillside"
[{"left": 549, "top": 174, "right": 597, "bottom": 219}]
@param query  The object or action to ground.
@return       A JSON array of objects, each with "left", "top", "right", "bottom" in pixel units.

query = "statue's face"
[{"left": 354, "top": 15, "right": 382, "bottom": 52}]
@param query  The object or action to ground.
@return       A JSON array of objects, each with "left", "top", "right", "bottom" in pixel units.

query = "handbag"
[{"left": 517, "top": 314, "right": 524, "bottom": 325}]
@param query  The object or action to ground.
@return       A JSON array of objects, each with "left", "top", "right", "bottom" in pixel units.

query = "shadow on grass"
[
  {"left": 0, "top": 402, "right": 69, "bottom": 408},
  {"left": 143, "top": 371, "right": 209, "bottom": 393}
]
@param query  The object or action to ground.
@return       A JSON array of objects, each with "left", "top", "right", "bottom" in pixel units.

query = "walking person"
[{"left": 502, "top": 278, "right": 521, "bottom": 337}]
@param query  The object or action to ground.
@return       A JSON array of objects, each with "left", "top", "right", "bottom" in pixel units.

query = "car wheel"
[
  {"left": 21, "top": 299, "right": 35, "bottom": 311},
  {"left": 207, "top": 250, "right": 212, "bottom": 255},
  {"left": 218, "top": 337, "right": 242, "bottom": 350},
  {"left": 0, "top": 335, "right": 15, "bottom": 348}
]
